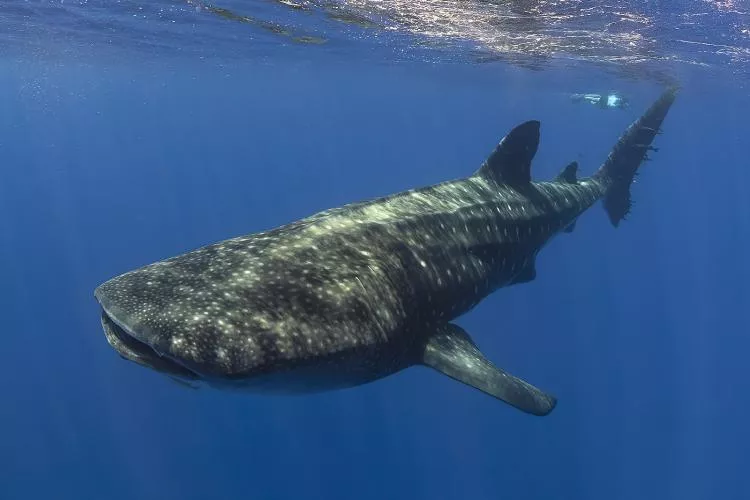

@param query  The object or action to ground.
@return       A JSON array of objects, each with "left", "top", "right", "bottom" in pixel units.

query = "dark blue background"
[{"left": 0, "top": 56, "right": 747, "bottom": 499}]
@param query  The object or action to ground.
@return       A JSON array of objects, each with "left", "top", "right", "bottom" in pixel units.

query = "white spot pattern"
[{"left": 96, "top": 174, "right": 606, "bottom": 379}]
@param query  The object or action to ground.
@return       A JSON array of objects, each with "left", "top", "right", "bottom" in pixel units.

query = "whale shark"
[{"left": 94, "top": 87, "right": 677, "bottom": 416}]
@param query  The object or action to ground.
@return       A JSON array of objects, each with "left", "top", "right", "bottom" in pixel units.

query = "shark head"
[
  {"left": 97, "top": 305, "right": 201, "bottom": 385},
  {"left": 92, "top": 238, "right": 341, "bottom": 388},
  {"left": 94, "top": 276, "right": 206, "bottom": 385},
  {"left": 92, "top": 249, "right": 274, "bottom": 384}
]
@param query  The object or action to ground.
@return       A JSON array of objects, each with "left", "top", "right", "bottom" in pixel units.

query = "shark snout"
[{"left": 95, "top": 284, "right": 199, "bottom": 382}]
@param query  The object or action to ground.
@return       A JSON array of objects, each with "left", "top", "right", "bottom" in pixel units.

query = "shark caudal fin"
[{"left": 594, "top": 87, "right": 678, "bottom": 227}]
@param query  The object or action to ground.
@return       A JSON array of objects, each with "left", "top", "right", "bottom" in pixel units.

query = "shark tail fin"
[{"left": 594, "top": 87, "right": 678, "bottom": 227}]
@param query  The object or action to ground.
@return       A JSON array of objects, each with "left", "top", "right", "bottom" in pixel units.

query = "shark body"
[{"left": 95, "top": 88, "right": 677, "bottom": 415}]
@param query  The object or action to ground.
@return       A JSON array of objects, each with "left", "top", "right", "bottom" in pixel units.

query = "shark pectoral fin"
[
  {"left": 563, "top": 220, "right": 577, "bottom": 233},
  {"left": 508, "top": 258, "right": 536, "bottom": 285},
  {"left": 419, "top": 323, "right": 556, "bottom": 416},
  {"left": 166, "top": 376, "right": 200, "bottom": 390}
]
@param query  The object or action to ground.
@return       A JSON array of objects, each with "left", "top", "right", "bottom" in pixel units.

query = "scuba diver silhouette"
[{"left": 570, "top": 92, "right": 630, "bottom": 109}]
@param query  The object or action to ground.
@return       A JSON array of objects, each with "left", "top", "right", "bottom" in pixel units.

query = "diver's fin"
[
  {"left": 508, "top": 258, "right": 536, "bottom": 285},
  {"left": 594, "top": 87, "right": 678, "bottom": 227},
  {"left": 555, "top": 161, "right": 578, "bottom": 183},
  {"left": 476, "top": 120, "right": 540, "bottom": 185},
  {"left": 419, "top": 323, "right": 556, "bottom": 416}
]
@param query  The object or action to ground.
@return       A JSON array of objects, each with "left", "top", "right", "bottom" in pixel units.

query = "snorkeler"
[{"left": 570, "top": 92, "right": 630, "bottom": 110}]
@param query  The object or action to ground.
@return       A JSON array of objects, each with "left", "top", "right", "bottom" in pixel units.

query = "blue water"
[{"left": 2, "top": 1, "right": 749, "bottom": 499}]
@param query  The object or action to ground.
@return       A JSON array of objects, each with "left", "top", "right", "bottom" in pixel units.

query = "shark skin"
[{"left": 95, "top": 88, "right": 678, "bottom": 416}]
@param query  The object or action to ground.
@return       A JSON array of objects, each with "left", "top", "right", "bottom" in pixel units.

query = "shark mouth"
[{"left": 99, "top": 309, "right": 200, "bottom": 383}]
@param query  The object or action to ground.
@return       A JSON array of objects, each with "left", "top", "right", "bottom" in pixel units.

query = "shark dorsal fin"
[
  {"left": 476, "top": 120, "right": 540, "bottom": 185},
  {"left": 555, "top": 161, "right": 579, "bottom": 183}
]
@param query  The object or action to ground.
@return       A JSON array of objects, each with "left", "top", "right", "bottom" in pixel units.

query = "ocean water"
[{"left": 1, "top": 1, "right": 749, "bottom": 499}]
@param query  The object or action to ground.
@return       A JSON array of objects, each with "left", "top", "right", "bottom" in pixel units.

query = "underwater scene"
[{"left": 1, "top": 1, "right": 749, "bottom": 499}]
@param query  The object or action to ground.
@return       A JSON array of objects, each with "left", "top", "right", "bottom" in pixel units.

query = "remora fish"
[{"left": 95, "top": 88, "right": 677, "bottom": 416}]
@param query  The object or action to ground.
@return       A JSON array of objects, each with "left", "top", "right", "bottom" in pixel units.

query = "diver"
[{"left": 570, "top": 92, "right": 630, "bottom": 110}]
